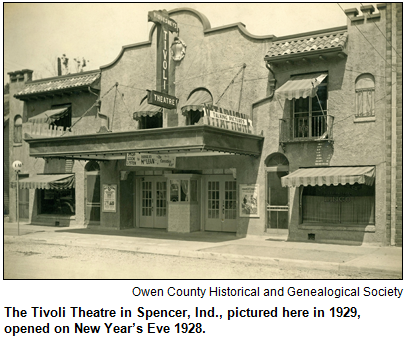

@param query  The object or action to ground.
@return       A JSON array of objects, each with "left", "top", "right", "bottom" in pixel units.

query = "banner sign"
[
  {"left": 148, "top": 10, "right": 178, "bottom": 94},
  {"left": 203, "top": 104, "right": 252, "bottom": 134},
  {"left": 239, "top": 184, "right": 259, "bottom": 217},
  {"left": 147, "top": 90, "right": 178, "bottom": 109},
  {"left": 103, "top": 184, "right": 117, "bottom": 213},
  {"left": 126, "top": 153, "right": 176, "bottom": 168}
]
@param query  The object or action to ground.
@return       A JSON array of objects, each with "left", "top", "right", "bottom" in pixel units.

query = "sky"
[{"left": 4, "top": 2, "right": 376, "bottom": 84}]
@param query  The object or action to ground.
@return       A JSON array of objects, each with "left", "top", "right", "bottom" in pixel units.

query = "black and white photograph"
[{"left": 3, "top": 3, "right": 402, "bottom": 281}]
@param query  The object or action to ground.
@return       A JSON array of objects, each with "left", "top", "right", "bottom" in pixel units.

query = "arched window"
[
  {"left": 85, "top": 161, "right": 100, "bottom": 172},
  {"left": 181, "top": 88, "right": 213, "bottom": 125},
  {"left": 355, "top": 74, "right": 375, "bottom": 117},
  {"left": 14, "top": 115, "right": 22, "bottom": 143},
  {"left": 265, "top": 153, "right": 289, "bottom": 167}
]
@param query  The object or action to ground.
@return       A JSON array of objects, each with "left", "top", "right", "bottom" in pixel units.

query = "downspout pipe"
[
  {"left": 265, "top": 61, "right": 276, "bottom": 95},
  {"left": 250, "top": 62, "right": 277, "bottom": 134}
]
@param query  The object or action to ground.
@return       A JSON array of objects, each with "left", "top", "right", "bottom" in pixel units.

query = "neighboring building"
[
  {"left": 7, "top": 4, "right": 402, "bottom": 246},
  {"left": 7, "top": 70, "right": 102, "bottom": 226}
]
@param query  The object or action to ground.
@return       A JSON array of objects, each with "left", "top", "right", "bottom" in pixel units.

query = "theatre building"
[{"left": 7, "top": 5, "right": 402, "bottom": 246}]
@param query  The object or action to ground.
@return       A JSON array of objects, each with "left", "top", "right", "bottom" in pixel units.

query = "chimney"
[
  {"left": 57, "top": 57, "right": 62, "bottom": 76},
  {"left": 8, "top": 69, "right": 33, "bottom": 83}
]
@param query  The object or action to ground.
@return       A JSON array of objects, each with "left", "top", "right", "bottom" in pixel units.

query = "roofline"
[
  {"left": 264, "top": 46, "right": 346, "bottom": 62},
  {"left": 25, "top": 69, "right": 100, "bottom": 85},
  {"left": 101, "top": 7, "right": 276, "bottom": 71},
  {"left": 272, "top": 25, "right": 347, "bottom": 42},
  {"left": 204, "top": 22, "right": 275, "bottom": 40}
]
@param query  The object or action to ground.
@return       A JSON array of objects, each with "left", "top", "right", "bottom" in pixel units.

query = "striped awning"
[
  {"left": 275, "top": 73, "right": 328, "bottom": 101},
  {"left": 133, "top": 98, "right": 162, "bottom": 121},
  {"left": 18, "top": 174, "right": 75, "bottom": 190},
  {"left": 181, "top": 90, "right": 213, "bottom": 115},
  {"left": 28, "top": 108, "right": 69, "bottom": 124},
  {"left": 281, "top": 166, "right": 375, "bottom": 187}
]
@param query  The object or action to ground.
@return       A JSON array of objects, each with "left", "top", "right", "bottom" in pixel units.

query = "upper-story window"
[
  {"left": 134, "top": 96, "right": 163, "bottom": 129},
  {"left": 28, "top": 103, "right": 72, "bottom": 131},
  {"left": 50, "top": 104, "right": 72, "bottom": 130},
  {"left": 181, "top": 88, "right": 213, "bottom": 125},
  {"left": 293, "top": 76, "right": 328, "bottom": 139},
  {"left": 139, "top": 112, "right": 163, "bottom": 129},
  {"left": 14, "top": 115, "right": 23, "bottom": 143},
  {"left": 355, "top": 74, "right": 375, "bottom": 117}
]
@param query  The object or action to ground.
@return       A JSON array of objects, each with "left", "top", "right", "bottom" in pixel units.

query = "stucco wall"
[
  {"left": 265, "top": 7, "right": 389, "bottom": 245},
  {"left": 98, "top": 10, "right": 273, "bottom": 235},
  {"left": 8, "top": 73, "right": 89, "bottom": 226}
]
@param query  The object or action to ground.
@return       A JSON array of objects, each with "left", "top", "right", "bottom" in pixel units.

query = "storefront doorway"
[
  {"left": 204, "top": 175, "right": 237, "bottom": 232},
  {"left": 265, "top": 153, "right": 289, "bottom": 230},
  {"left": 85, "top": 161, "right": 100, "bottom": 224},
  {"left": 139, "top": 177, "right": 168, "bottom": 229}
]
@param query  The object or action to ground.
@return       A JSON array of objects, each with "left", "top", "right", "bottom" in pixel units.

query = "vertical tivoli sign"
[{"left": 148, "top": 10, "right": 179, "bottom": 95}]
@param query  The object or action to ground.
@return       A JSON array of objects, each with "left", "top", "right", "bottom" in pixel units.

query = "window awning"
[
  {"left": 275, "top": 73, "right": 328, "bottom": 101},
  {"left": 133, "top": 99, "right": 162, "bottom": 121},
  {"left": 18, "top": 174, "right": 75, "bottom": 190},
  {"left": 281, "top": 166, "right": 375, "bottom": 187},
  {"left": 28, "top": 108, "right": 69, "bottom": 124},
  {"left": 181, "top": 90, "right": 213, "bottom": 115}
]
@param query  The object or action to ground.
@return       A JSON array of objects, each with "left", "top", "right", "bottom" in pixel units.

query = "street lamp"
[{"left": 12, "top": 160, "right": 23, "bottom": 236}]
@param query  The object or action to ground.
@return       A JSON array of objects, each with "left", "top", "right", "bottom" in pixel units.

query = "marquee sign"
[
  {"left": 203, "top": 104, "right": 253, "bottom": 134},
  {"left": 126, "top": 153, "right": 176, "bottom": 168},
  {"left": 147, "top": 90, "right": 178, "bottom": 109}
]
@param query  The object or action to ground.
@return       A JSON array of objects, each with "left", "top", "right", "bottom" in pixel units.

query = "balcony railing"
[{"left": 279, "top": 114, "right": 334, "bottom": 143}]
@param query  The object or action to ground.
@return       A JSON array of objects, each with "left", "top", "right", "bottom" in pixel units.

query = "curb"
[{"left": 5, "top": 235, "right": 401, "bottom": 276}]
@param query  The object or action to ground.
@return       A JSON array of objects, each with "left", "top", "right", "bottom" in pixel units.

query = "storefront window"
[
  {"left": 302, "top": 183, "right": 374, "bottom": 225},
  {"left": 38, "top": 189, "right": 75, "bottom": 215}
]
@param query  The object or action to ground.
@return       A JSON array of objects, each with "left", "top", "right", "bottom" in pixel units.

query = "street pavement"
[{"left": 3, "top": 222, "right": 403, "bottom": 277}]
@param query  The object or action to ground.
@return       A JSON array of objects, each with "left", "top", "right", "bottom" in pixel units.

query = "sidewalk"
[{"left": 4, "top": 222, "right": 403, "bottom": 277}]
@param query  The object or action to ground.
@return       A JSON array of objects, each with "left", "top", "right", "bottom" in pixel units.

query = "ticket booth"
[{"left": 165, "top": 174, "right": 201, "bottom": 233}]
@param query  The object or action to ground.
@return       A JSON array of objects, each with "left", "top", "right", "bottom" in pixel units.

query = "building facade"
[{"left": 7, "top": 4, "right": 402, "bottom": 246}]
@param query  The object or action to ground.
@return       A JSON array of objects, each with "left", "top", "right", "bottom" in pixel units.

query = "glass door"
[
  {"left": 139, "top": 177, "right": 167, "bottom": 229},
  {"left": 205, "top": 175, "right": 237, "bottom": 232}
]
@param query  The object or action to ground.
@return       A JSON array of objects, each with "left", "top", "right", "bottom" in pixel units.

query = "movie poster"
[
  {"left": 103, "top": 184, "right": 117, "bottom": 213},
  {"left": 239, "top": 184, "right": 259, "bottom": 217}
]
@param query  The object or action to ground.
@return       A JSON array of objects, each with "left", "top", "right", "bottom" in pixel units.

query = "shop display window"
[
  {"left": 38, "top": 189, "right": 75, "bottom": 215},
  {"left": 302, "top": 183, "right": 375, "bottom": 225}
]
